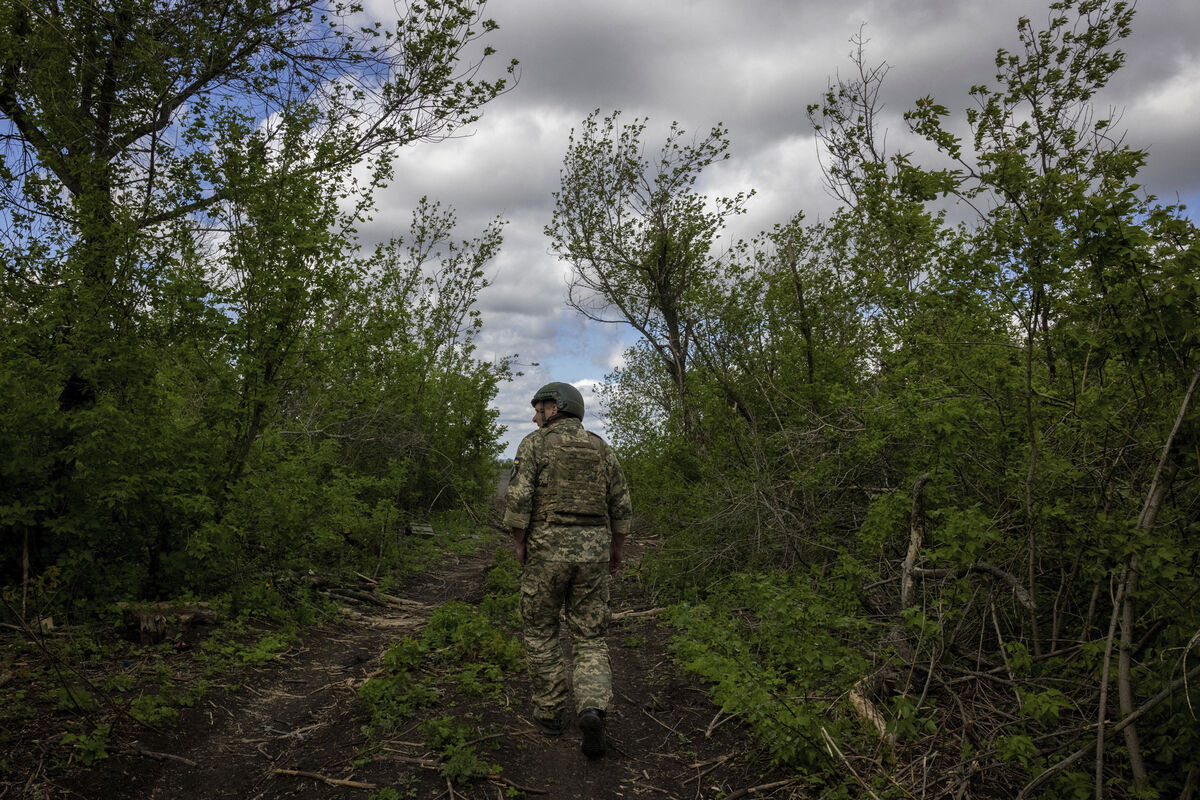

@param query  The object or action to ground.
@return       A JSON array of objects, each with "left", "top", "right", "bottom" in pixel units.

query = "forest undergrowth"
[{"left": 3, "top": 521, "right": 821, "bottom": 800}]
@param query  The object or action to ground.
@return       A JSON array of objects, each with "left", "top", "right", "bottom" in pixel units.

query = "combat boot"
[
  {"left": 532, "top": 709, "right": 564, "bottom": 737},
  {"left": 578, "top": 708, "right": 606, "bottom": 758}
]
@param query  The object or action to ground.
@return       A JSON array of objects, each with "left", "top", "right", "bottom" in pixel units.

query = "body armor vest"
[{"left": 540, "top": 428, "right": 608, "bottom": 525}]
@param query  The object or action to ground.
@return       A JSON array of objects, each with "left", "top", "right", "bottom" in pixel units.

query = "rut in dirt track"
[{"left": 59, "top": 537, "right": 800, "bottom": 800}]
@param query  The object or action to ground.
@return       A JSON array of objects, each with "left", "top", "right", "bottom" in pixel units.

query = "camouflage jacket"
[{"left": 503, "top": 417, "right": 632, "bottom": 562}]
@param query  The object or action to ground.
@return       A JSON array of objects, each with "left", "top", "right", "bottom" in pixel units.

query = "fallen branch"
[
  {"left": 325, "top": 588, "right": 394, "bottom": 608},
  {"left": 0, "top": 621, "right": 67, "bottom": 636},
  {"left": 821, "top": 727, "right": 881, "bottom": 800},
  {"left": 123, "top": 746, "right": 198, "bottom": 767},
  {"left": 910, "top": 563, "right": 1033, "bottom": 610},
  {"left": 641, "top": 706, "right": 684, "bottom": 735},
  {"left": 271, "top": 768, "right": 376, "bottom": 790},
  {"left": 372, "top": 591, "right": 426, "bottom": 609},
  {"left": 380, "top": 748, "right": 440, "bottom": 769},
  {"left": 464, "top": 731, "right": 506, "bottom": 748},
  {"left": 724, "top": 778, "right": 798, "bottom": 799},
  {"left": 487, "top": 774, "right": 548, "bottom": 795},
  {"left": 307, "top": 573, "right": 424, "bottom": 608},
  {"left": 705, "top": 709, "right": 737, "bottom": 738},
  {"left": 684, "top": 753, "right": 731, "bottom": 783},
  {"left": 900, "top": 473, "right": 932, "bottom": 609},
  {"left": 612, "top": 607, "right": 665, "bottom": 621},
  {"left": 849, "top": 678, "right": 896, "bottom": 748}
]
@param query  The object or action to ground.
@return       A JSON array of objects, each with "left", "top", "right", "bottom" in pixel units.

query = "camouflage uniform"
[{"left": 503, "top": 417, "right": 632, "bottom": 718}]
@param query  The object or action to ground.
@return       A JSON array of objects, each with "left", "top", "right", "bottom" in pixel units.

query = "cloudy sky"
[{"left": 360, "top": 0, "right": 1200, "bottom": 457}]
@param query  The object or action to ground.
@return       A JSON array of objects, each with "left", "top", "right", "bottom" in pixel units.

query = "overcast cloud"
[{"left": 359, "top": 0, "right": 1200, "bottom": 457}]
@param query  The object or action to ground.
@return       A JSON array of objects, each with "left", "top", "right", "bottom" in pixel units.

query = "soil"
[{"left": 15, "top": 537, "right": 805, "bottom": 800}]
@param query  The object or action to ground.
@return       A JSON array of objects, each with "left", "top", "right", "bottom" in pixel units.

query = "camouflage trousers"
[{"left": 519, "top": 557, "right": 612, "bottom": 717}]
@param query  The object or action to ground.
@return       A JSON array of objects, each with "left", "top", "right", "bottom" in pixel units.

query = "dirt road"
[{"left": 51, "top": 537, "right": 799, "bottom": 799}]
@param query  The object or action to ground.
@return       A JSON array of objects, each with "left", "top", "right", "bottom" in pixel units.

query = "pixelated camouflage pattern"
[
  {"left": 502, "top": 417, "right": 632, "bottom": 563},
  {"left": 502, "top": 416, "right": 631, "bottom": 715},
  {"left": 520, "top": 557, "right": 612, "bottom": 715}
]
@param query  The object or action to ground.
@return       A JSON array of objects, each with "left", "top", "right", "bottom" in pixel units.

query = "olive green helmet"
[{"left": 531, "top": 381, "right": 585, "bottom": 420}]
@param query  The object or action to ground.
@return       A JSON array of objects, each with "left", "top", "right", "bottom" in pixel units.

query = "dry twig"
[
  {"left": 684, "top": 753, "right": 731, "bottom": 783},
  {"left": 380, "top": 748, "right": 440, "bottom": 769},
  {"left": 487, "top": 774, "right": 548, "bottom": 795},
  {"left": 821, "top": 726, "right": 882, "bottom": 800},
  {"left": 612, "top": 607, "right": 665, "bottom": 621},
  {"left": 271, "top": 768, "right": 376, "bottom": 789},
  {"left": 704, "top": 709, "right": 737, "bottom": 738},
  {"left": 724, "top": 778, "right": 799, "bottom": 799},
  {"left": 910, "top": 563, "right": 1033, "bottom": 610},
  {"left": 123, "top": 746, "right": 198, "bottom": 767}
]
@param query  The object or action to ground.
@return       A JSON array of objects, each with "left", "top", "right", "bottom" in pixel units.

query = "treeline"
[
  {"left": 0, "top": 1, "right": 515, "bottom": 609},
  {"left": 551, "top": 2, "right": 1199, "bottom": 797}
]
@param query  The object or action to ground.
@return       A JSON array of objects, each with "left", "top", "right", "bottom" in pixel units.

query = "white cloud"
[
  {"left": 354, "top": 0, "right": 1200, "bottom": 456},
  {"left": 1132, "top": 56, "right": 1200, "bottom": 123}
]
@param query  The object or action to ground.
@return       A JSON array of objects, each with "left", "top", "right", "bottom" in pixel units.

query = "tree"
[
  {"left": 1, "top": 0, "right": 513, "bottom": 402},
  {"left": 0, "top": 0, "right": 514, "bottom": 602},
  {"left": 546, "top": 110, "right": 750, "bottom": 437}
]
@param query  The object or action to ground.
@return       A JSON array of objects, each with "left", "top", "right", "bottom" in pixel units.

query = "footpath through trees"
[{"left": 15, "top": 534, "right": 800, "bottom": 800}]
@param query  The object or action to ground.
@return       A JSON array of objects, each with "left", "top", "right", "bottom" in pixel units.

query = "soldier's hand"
[
  {"left": 608, "top": 545, "right": 623, "bottom": 575},
  {"left": 509, "top": 527, "right": 526, "bottom": 566}
]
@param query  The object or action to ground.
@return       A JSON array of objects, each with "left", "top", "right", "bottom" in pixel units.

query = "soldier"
[{"left": 503, "top": 381, "right": 633, "bottom": 759}]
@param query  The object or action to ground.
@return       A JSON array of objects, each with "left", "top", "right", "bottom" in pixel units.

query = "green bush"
[
  {"left": 61, "top": 724, "right": 111, "bottom": 766},
  {"left": 129, "top": 695, "right": 179, "bottom": 726},
  {"left": 668, "top": 567, "right": 874, "bottom": 771},
  {"left": 359, "top": 557, "right": 523, "bottom": 737},
  {"left": 45, "top": 685, "right": 96, "bottom": 713}
]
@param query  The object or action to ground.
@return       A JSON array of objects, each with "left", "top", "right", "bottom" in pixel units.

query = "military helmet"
[{"left": 531, "top": 381, "right": 585, "bottom": 420}]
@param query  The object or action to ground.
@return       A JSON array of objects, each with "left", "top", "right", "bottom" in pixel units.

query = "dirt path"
[{"left": 51, "top": 538, "right": 800, "bottom": 800}]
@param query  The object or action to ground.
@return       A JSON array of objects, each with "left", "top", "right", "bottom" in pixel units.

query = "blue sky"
[{"left": 352, "top": 0, "right": 1200, "bottom": 457}]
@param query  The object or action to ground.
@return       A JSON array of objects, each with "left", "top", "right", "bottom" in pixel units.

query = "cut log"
[{"left": 116, "top": 602, "right": 217, "bottom": 645}]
